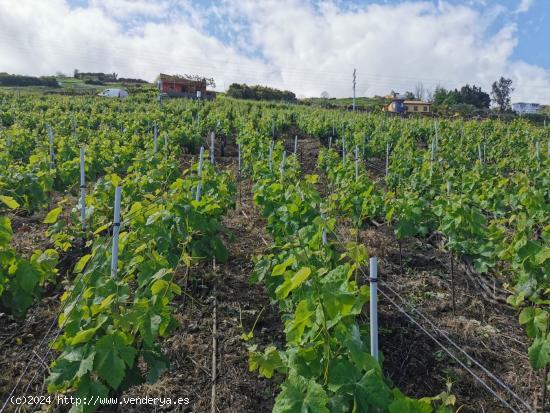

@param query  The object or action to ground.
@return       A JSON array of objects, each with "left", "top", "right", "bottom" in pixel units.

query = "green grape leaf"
[
  {"left": 143, "top": 346, "right": 169, "bottom": 383},
  {"left": 285, "top": 299, "right": 316, "bottom": 344},
  {"left": 353, "top": 369, "right": 393, "bottom": 411},
  {"left": 73, "top": 254, "right": 92, "bottom": 273},
  {"left": 94, "top": 333, "right": 137, "bottom": 389},
  {"left": 273, "top": 373, "right": 329, "bottom": 413},
  {"left": 272, "top": 256, "right": 296, "bottom": 276},
  {"left": 321, "top": 283, "right": 367, "bottom": 329},
  {"left": 76, "top": 351, "right": 95, "bottom": 378},
  {"left": 47, "top": 358, "right": 81, "bottom": 391},
  {"left": 276, "top": 267, "right": 311, "bottom": 299},
  {"left": 528, "top": 336, "right": 550, "bottom": 370},
  {"left": 0, "top": 216, "right": 12, "bottom": 245},
  {"left": 15, "top": 260, "right": 39, "bottom": 294},
  {"left": 70, "top": 375, "right": 109, "bottom": 413},
  {"left": 327, "top": 358, "right": 360, "bottom": 392},
  {"left": 44, "top": 207, "right": 62, "bottom": 224},
  {"left": 535, "top": 247, "right": 550, "bottom": 265},
  {"left": 248, "top": 345, "right": 284, "bottom": 379},
  {"left": 520, "top": 307, "right": 548, "bottom": 338},
  {"left": 0, "top": 195, "right": 19, "bottom": 209},
  {"left": 69, "top": 327, "right": 99, "bottom": 345},
  {"left": 389, "top": 398, "right": 432, "bottom": 413}
]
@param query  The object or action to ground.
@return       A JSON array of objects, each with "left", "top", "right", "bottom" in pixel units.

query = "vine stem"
[{"left": 450, "top": 250, "right": 456, "bottom": 316}]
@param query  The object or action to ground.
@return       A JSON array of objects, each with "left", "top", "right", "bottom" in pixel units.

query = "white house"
[
  {"left": 97, "top": 88, "right": 128, "bottom": 98},
  {"left": 512, "top": 102, "right": 541, "bottom": 114}
]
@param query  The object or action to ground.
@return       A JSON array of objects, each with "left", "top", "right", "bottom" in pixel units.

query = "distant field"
[
  {"left": 0, "top": 77, "right": 154, "bottom": 95},
  {"left": 301, "top": 96, "right": 387, "bottom": 111}
]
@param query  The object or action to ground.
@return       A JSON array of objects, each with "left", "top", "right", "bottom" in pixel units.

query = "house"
[
  {"left": 384, "top": 92, "right": 431, "bottom": 114},
  {"left": 512, "top": 102, "right": 541, "bottom": 115},
  {"left": 97, "top": 88, "right": 128, "bottom": 98},
  {"left": 157, "top": 73, "right": 213, "bottom": 99},
  {"left": 403, "top": 100, "right": 431, "bottom": 114},
  {"left": 384, "top": 93, "right": 406, "bottom": 113}
]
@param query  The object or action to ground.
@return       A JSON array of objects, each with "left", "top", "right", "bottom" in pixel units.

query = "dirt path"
[
  {"left": 1, "top": 145, "right": 281, "bottom": 412},
  {"left": 279, "top": 125, "right": 321, "bottom": 176},
  {"left": 120, "top": 145, "right": 282, "bottom": 412}
]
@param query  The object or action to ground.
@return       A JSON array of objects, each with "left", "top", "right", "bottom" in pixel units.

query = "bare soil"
[
  {"left": 122, "top": 169, "right": 283, "bottom": 412},
  {"left": 9, "top": 214, "right": 50, "bottom": 259}
]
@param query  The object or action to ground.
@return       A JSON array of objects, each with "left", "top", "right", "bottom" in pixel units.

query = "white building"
[
  {"left": 512, "top": 102, "right": 541, "bottom": 114},
  {"left": 97, "top": 88, "right": 128, "bottom": 98}
]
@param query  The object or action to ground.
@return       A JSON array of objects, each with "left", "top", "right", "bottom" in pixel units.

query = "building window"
[
  {"left": 414, "top": 106, "right": 418, "bottom": 111},
  {"left": 424, "top": 106, "right": 428, "bottom": 111}
]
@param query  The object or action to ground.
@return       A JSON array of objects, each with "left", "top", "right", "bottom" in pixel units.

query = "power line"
[
  {"left": 377, "top": 287, "right": 526, "bottom": 413},
  {"left": 378, "top": 279, "right": 534, "bottom": 412},
  {"left": 1, "top": 30, "right": 550, "bottom": 97}
]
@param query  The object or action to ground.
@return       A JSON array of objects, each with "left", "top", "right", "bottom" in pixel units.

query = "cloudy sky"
[{"left": 0, "top": 0, "right": 549, "bottom": 103}]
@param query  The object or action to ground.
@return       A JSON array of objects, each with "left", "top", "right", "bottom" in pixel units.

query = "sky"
[{"left": 0, "top": 0, "right": 549, "bottom": 103}]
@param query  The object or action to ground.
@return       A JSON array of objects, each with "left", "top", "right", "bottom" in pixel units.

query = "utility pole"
[{"left": 352, "top": 68, "right": 356, "bottom": 112}]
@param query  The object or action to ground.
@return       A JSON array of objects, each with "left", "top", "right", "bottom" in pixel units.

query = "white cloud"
[
  {"left": 224, "top": 0, "right": 549, "bottom": 102},
  {"left": 88, "top": 0, "right": 170, "bottom": 18},
  {"left": 0, "top": 0, "right": 548, "bottom": 103},
  {"left": 516, "top": 0, "right": 534, "bottom": 14},
  {"left": 0, "top": 0, "right": 272, "bottom": 88}
]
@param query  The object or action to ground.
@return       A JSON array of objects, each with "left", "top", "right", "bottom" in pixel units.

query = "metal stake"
[
  {"left": 370, "top": 257, "right": 379, "bottom": 361},
  {"left": 111, "top": 187, "right": 122, "bottom": 278}
]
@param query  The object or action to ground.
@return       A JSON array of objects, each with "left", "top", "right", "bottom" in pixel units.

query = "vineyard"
[{"left": 0, "top": 91, "right": 548, "bottom": 413}]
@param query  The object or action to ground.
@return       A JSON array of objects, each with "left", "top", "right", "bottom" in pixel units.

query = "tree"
[
  {"left": 433, "top": 86, "right": 454, "bottom": 106},
  {"left": 425, "top": 88, "right": 434, "bottom": 102},
  {"left": 404, "top": 91, "right": 416, "bottom": 100},
  {"left": 321, "top": 91, "right": 330, "bottom": 99},
  {"left": 184, "top": 74, "right": 216, "bottom": 88},
  {"left": 432, "top": 84, "right": 490, "bottom": 109},
  {"left": 459, "top": 84, "right": 490, "bottom": 109},
  {"left": 227, "top": 83, "right": 296, "bottom": 102},
  {"left": 0, "top": 73, "right": 59, "bottom": 87},
  {"left": 491, "top": 77, "right": 514, "bottom": 112},
  {"left": 414, "top": 82, "right": 425, "bottom": 101}
]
